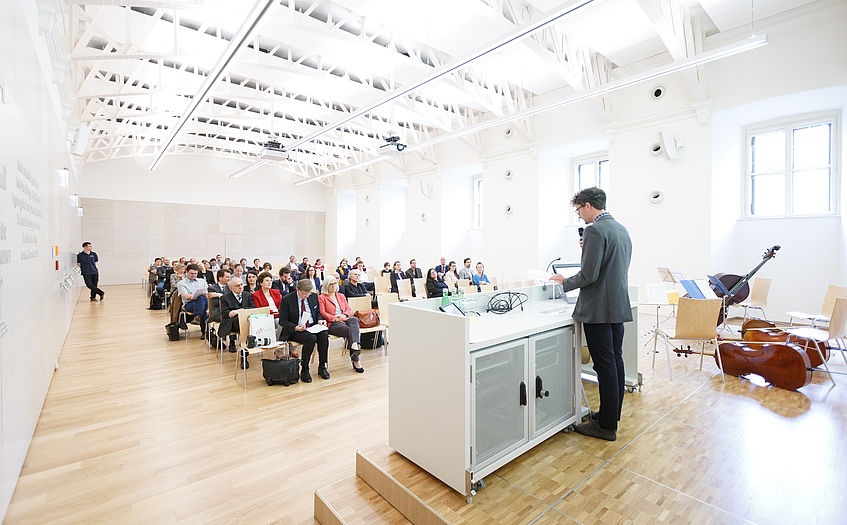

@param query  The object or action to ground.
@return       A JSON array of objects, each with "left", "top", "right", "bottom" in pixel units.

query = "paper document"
[
  {"left": 306, "top": 324, "right": 328, "bottom": 334},
  {"left": 192, "top": 288, "right": 206, "bottom": 299}
]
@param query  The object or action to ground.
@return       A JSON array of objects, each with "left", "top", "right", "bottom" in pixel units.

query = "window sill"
[{"left": 739, "top": 214, "right": 841, "bottom": 221}]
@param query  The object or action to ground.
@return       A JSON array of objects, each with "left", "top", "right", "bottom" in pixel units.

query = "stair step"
[{"left": 315, "top": 474, "right": 411, "bottom": 525}]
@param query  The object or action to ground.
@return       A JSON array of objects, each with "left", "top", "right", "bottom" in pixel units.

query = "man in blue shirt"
[{"left": 77, "top": 242, "right": 105, "bottom": 301}]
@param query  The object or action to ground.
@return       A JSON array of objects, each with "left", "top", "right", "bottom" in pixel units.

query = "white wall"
[{"left": 0, "top": 0, "right": 82, "bottom": 519}]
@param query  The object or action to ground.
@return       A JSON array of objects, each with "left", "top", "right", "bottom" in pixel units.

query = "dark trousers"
[
  {"left": 583, "top": 322, "right": 625, "bottom": 431},
  {"left": 328, "top": 318, "right": 361, "bottom": 359},
  {"left": 291, "top": 329, "right": 329, "bottom": 369},
  {"left": 83, "top": 274, "right": 104, "bottom": 299},
  {"left": 184, "top": 296, "right": 208, "bottom": 332}
]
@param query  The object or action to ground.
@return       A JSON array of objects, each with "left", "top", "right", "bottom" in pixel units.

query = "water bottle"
[{"left": 441, "top": 288, "right": 449, "bottom": 306}]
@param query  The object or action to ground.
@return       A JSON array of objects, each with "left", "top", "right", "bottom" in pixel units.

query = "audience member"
[
  {"left": 207, "top": 269, "right": 231, "bottom": 335},
  {"left": 298, "top": 257, "right": 309, "bottom": 274},
  {"left": 342, "top": 270, "right": 371, "bottom": 301},
  {"left": 251, "top": 258, "right": 262, "bottom": 273},
  {"left": 354, "top": 261, "right": 371, "bottom": 282},
  {"left": 239, "top": 258, "right": 248, "bottom": 271},
  {"left": 245, "top": 271, "right": 259, "bottom": 293},
  {"left": 381, "top": 262, "right": 391, "bottom": 276},
  {"left": 156, "top": 258, "right": 170, "bottom": 296},
  {"left": 214, "top": 254, "right": 223, "bottom": 267},
  {"left": 389, "top": 260, "right": 405, "bottom": 293},
  {"left": 189, "top": 257, "right": 198, "bottom": 266},
  {"left": 251, "top": 271, "right": 283, "bottom": 341},
  {"left": 435, "top": 257, "right": 448, "bottom": 280},
  {"left": 318, "top": 278, "right": 363, "bottom": 373},
  {"left": 426, "top": 268, "right": 451, "bottom": 298},
  {"left": 201, "top": 260, "right": 215, "bottom": 284},
  {"left": 148, "top": 257, "right": 163, "bottom": 289},
  {"left": 443, "top": 261, "right": 461, "bottom": 290},
  {"left": 169, "top": 264, "right": 186, "bottom": 294},
  {"left": 337, "top": 258, "right": 350, "bottom": 281},
  {"left": 473, "top": 262, "right": 491, "bottom": 289},
  {"left": 262, "top": 262, "right": 272, "bottom": 272},
  {"left": 231, "top": 264, "right": 246, "bottom": 283},
  {"left": 313, "top": 258, "right": 325, "bottom": 280},
  {"left": 220, "top": 277, "right": 254, "bottom": 356},
  {"left": 458, "top": 257, "right": 474, "bottom": 280},
  {"left": 405, "top": 259, "right": 422, "bottom": 280},
  {"left": 272, "top": 267, "right": 296, "bottom": 296},
  {"left": 177, "top": 264, "right": 208, "bottom": 336},
  {"left": 280, "top": 279, "right": 330, "bottom": 383},
  {"left": 305, "top": 265, "right": 321, "bottom": 292},
  {"left": 354, "top": 257, "right": 366, "bottom": 272},
  {"left": 286, "top": 255, "right": 299, "bottom": 280}
]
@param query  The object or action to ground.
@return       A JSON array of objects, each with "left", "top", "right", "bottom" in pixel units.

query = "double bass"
[
  {"left": 741, "top": 318, "right": 830, "bottom": 367},
  {"left": 709, "top": 245, "right": 780, "bottom": 325},
  {"left": 716, "top": 341, "right": 811, "bottom": 391}
]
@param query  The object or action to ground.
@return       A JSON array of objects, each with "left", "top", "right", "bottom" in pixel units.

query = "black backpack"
[
  {"left": 165, "top": 323, "right": 180, "bottom": 341},
  {"left": 149, "top": 293, "right": 164, "bottom": 310},
  {"left": 262, "top": 358, "right": 301, "bottom": 386}
]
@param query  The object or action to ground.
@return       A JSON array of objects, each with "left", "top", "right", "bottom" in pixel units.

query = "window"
[
  {"left": 472, "top": 176, "right": 483, "bottom": 228},
  {"left": 573, "top": 154, "right": 609, "bottom": 193},
  {"left": 746, "top": 113, "right": 839, "bottom": 217}
]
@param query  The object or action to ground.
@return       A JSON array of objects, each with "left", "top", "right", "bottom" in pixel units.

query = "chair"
[
  {"left": 735, "top": 277, "right": 772, "bottom": 322},
  {"left": 787, "top": 284, "right": 847, "bottom": 327},
  {"left": 397, "top": 279, "right": 414, "bottom": 301},
  {"left": 457, "top": 278, "right": 471, "bottom": 289},
  {"left": 412, "top": 277, "right": 426, "bottom": 298},
  {"left": 460, "top": 285, "right": 479, "bottom": 295},
  {"left": 479, "top": 283, "right": 495, "bottom": 293},
  {"left": 348, "top": 295, "right": 388, "bottom": 349},
  {"left": 377, "top": 293, "right": 400, "bottom": 350},
  {"left": 234, "top": 307, "right": 286, "bottom": 391},
  {"left": 375, "top": 274, "right": 392, "bottom": 294},
  {"left": 784, "top": 297, "right": 847, "bottom": 385},
  {"left": 658, "top": 297, "right": 724, "bottom": 382}
]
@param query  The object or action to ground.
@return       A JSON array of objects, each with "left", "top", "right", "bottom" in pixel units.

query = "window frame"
[
  {"left": 743, "top": 111, "right": 841, "bottom": 218},
  {"left": 472, "top": 175, "right": 484, "bottom": 229},
  {"left": 571, "top": 152, "right": 610, "bottom": 195}
]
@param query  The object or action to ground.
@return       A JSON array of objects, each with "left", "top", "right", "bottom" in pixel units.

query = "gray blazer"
[{"left": 563, "top": 213, "right": 633, "bottom": 324}]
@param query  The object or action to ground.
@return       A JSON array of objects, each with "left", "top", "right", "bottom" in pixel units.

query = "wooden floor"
[{"left": 7, "top": 286, "right": 847, "bottom": 524}]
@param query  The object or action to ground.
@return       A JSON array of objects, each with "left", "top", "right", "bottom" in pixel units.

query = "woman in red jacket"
[
  {"left": 252, "top": 271, "right": 284, "bottom": 343},
  {"left": 318, "top": 277, "right": 363, "bottom": 373}
]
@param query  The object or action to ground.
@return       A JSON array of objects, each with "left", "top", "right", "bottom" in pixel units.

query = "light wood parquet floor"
[{"left": 6, "top": 286, "right": 847, "bottom": 524}]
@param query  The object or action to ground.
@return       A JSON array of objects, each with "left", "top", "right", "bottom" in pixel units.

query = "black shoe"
[
  {"left": 178, "top": 320, "right": 188, "bottom": 330},
  {"left": 99, "top": 291, "right": 105, "bottom": 301},
  {"left": 228, "top": 339, "right": 237, "bottom": 352},
  {"left": 300, "top": 369, "right": 312, "bottom": 383},
  {"left": 90, "top": 296, "right": 97, "bottom": 301},
  {"left": 352, "top": 361, "right": 364, "bottom": 373},
  {"left": 318, "top": 366, "right": 330, "bottom": 380},
  {"left": 572, "top": 420, "right": 616, "bottom": 441},
  {"left": 240, "top": 351, "right": 249, "bottom": 369}
]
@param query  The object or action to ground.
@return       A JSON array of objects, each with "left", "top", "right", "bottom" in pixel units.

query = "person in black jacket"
[
  {"left": 271, "top": 267, "right": 296, "bottom": 296},
  {"left": 280, "top": 279, "right": 329, "bottom": 383},
  {"left": 342, "top": 270, "right": 376, "bottom": 307},
  {"left": 405, "top": 259, "right": 423, "bottom": 297},
  {"left": 389, "top": 260, "right": 406, "bottom": 293},
  {"left": 220, "top": 277, "right": 255, "bottom": 356},
  {"left": 425, "top": 268, "right": 450, "bottom": 298}
]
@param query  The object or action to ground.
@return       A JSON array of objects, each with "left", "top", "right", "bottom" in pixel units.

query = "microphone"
[
  {"left": 578, "top": 227, "right": 585, "bottom": 238},
  {"left": 546, "top": 257, "right": 561, "bottom": 272}
]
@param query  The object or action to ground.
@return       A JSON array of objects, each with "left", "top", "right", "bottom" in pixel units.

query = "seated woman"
[
  {"left": 201, "top": 260, "right": 215, "bottom": 284},
  {"left": 251, "top": 271, "right": 285, "bottom": 343},
  {"left": 389, "top": 260, "right": 405, "bottom": 293},
  {"left": 472, "top": 262, "right": 491, "bottom": 290},
  {"left": 336, "top": 258, "right": 350, "bottom": 282},
  {"left": 318, "top": 278, "right": 364, "bottom": 373},
  {"left": 305, "top": 265, "right": 321, "bottom": 292},
  {"left": 245, "top": 271, "right": 259, "bottom": 293},
  {"left": 443, "top": 261, "right": 461, "bottom": 291},
  {"left": 425, "top": 268, "right": 451, "bottom": 298},
  {"left": 169, "top": 264, "right": 186, "bottom": 295},
  {"left": 381, "top": 262, "right": 391, "bottom": 276},
  {"left": 313, "top": 258, "right": 325, "bottom": 280}
]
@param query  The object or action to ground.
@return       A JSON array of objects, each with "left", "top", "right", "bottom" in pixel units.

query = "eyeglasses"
[{"left": 574, "top": 204, "right": 586, "bottom": 214}]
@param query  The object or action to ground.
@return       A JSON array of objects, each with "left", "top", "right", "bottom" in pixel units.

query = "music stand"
[{"left": 641, "top": 284, "right": 672, "bottom": 366}]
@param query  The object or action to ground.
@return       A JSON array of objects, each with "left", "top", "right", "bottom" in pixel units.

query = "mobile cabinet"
[{"left": 470, "top": 327, "right": 575, "bottom": 477}]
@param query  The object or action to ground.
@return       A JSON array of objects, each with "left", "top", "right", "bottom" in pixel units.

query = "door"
[
  {"left": 471, "top": 339, "right": 528, "bottom": 469},
  {"left": 530, "top": 327, "right": 575, "bottom": 436}
]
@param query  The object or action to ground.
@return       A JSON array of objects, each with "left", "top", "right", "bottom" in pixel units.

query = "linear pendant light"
[
  {"left": 148, "top": 0, "right": 276, "bottom": 171},
  {"left": 296, "top": 34, "right": 767, "bottom": 186},
  {"left": 230, "top": 158, "right": 270, "bottom": 179}
]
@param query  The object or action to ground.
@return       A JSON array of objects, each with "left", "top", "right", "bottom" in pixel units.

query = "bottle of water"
[{"left": 441, "top": 288, "right": 449, "bottom": 306}]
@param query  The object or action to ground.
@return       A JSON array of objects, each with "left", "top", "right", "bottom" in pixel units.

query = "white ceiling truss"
[{"left": 63, "top": 0, "right": 794, "bottom": 184}]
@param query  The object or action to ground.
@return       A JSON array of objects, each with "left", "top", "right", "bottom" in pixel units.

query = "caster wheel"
[{"left": 266, "top": 379, "right": 273, "bottom": 386}]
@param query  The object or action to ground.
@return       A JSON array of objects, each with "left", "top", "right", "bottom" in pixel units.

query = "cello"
[
  {"left": 716, "top": 341, "right": 812, "bottom": 391},
  {"left": 710, "top": 246, "right": 780, "bottom": 325},
  {"left": 740, "top": 318, "right": 830, "bottom": 367}
]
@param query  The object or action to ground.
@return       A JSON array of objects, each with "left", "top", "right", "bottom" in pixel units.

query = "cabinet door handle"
[
  {"left": 519, "top": 381, "right": 527, "bottom": 406},
  {"left": 535, "top": 375, "right": 549, "bottom": 398}
]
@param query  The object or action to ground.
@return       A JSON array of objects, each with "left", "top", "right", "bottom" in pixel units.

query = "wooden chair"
[
  {"left": 460, "top": 285, "right": 479, "bottom": 295},
  {"left": 234, "top": 307, "right": 286, "bottom": 391},
  {"left": 787, "top": 284, "right": 847, "bottom": 327},
  {"left": 377, "top": 293, "right": 400, "bottom": 350},
  {"left": 784, "top": 297, "right": 847, "bottom": 385},
  {"left": 375, "top": 274, "right": 392, "bottom": 294},
  {"left": 348, "top": 295, "right": 388, "bottom": 349},
  {"left": 412, "top": 277, "right": 426, "bottom": 298},
  {"left": 480, "top": 283, "right": 495, "bottom": 293},
  {"left": 457, "top": 278, "right": 471, "bottom": 289},
  {"left": 736, "top": 277, "right": 772, "bottom": 322},
  {"left": 397, "top": 279, "right": 414, "bottom": 301},
  {"left": 658, "top": 297, "right": 724, "bottom": 382}
]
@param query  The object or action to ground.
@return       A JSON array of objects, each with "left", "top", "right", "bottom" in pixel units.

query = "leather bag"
[{"left": 354, "top": 308, "right": 380, "bottom": 329}]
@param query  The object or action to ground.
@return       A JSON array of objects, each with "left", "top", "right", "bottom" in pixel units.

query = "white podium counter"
[{"left": 388, "top": 286, "right": 582, "bottom": 497}]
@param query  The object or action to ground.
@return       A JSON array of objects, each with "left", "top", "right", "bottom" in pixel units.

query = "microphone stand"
[{"left": 546, "top": 257, "right": 561, "bottom": 273}]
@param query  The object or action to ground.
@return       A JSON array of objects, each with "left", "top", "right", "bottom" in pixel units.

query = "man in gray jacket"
[{"left": 551, "top": 187, "right": 632, "bottom": 441}]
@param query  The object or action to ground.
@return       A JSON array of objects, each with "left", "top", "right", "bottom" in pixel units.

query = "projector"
[
  {"left": 262, "top": 140, "right": 289, "bottom": 160},
  {"left": 378, "top": 133, "right": 407, "bottom": 155}
]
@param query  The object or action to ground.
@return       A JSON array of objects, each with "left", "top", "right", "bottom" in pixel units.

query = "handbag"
[
  {"left": 249, "top": 313, "right": 276, "bottom": 342},
  {"left": 262, "top": 358, "right": 301, "bottom": 386},
  {"left": 165, "top": 322, "right": 180, "bottom": 341},
  {"left": 354, "top": 308, "right": 380, "bottom": 329}
]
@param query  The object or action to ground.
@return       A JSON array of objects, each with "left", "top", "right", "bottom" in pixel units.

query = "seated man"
[
  {"left": 405, "top": 259, "right": 423, "bottom": 297},
  {"left": 280, "top": 279, "right": 330, "bottom": 383},
  {"left": 230, "top": 264, "right": 246, "bottom": 284},
  {"left": 207, "top": 269, "right": 231, "bottom": 324},
  {"left": 251, "top": 258, "right": 262, "bottom": 274},
  {"left": 286, "top": 255, "right": 300, "bottom": 281},
  {"left": 272, "top": 266, "right": 296, "bottom": 296},
  {"left": 177, "top": 263, "right": 208, "bottom": 337},
  {"left": 297, "top": 256, "right": 309, "bottom": 275},
  {"left": 220, "top": 278, "right": 255, "bottom": 356}
]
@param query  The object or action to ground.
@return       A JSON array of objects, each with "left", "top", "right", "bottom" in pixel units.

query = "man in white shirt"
[{"left": 177, "top": 264, "right": 208, "bottom": 336}]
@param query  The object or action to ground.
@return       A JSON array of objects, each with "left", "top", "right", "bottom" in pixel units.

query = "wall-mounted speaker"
[
  {"left": 71, "top": 125, "right": 90, "bottom": 156},
  {"left": 650, "top": 86, "right": 665, "bottom": 99},
  {"left": 504, "top": 127, "right": 513, "bottom": 138}
]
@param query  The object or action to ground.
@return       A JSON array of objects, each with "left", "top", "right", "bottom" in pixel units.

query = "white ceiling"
[{"left": 70, "top": 0, "right": 815, "bottom": 182}]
